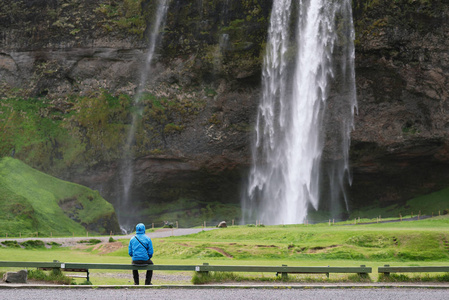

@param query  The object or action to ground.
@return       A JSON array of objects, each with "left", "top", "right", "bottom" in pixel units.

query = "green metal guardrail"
[
  {"left": 195, "top": 263, "right": 371, "bottom": 279},
  {"left": 0, "top": 261, "right": 372, "bottom": 282},
  {"left": 378, "top": 265, "right": 449, "bottom": 276},
  {"left": 0, "top": 261, "right": 198, "bottom": 282}
]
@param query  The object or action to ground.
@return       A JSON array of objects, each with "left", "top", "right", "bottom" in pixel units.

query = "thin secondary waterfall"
[
  {"left": 119, "top": 0, "right": 169, "bottom": 231},
  {"left": 244, "top": 0, "right": 357, "bottom": 225}
]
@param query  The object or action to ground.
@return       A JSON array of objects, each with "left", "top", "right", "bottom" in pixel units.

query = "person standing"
[{"left": 128, "top": 223, "right": 154, "bottom": 285}]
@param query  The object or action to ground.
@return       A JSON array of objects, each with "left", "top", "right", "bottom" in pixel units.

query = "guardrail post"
[
  {"left": 281, "top": 264, "right": 288, "bottom": 280},
  {"left": 358, "top": 265, "right": 369, "bottom": 278},
  {"left": 50, "top": 260, "right": 62, "bottom": 276},
  {"left": 196, "top": 263, "right": 209, "bottom": 276},
  {"left": 383, "top": 264, "right": 390, "bottom": 277}
]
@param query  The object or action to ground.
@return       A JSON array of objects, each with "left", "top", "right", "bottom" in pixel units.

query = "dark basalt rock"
[{"left": 3, "top": 270, "right": 27, "bottom": 284}]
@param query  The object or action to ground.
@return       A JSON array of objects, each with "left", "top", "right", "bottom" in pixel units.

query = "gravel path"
[{"left": 0, "top": 228, "right": 216, "bottom": 247}]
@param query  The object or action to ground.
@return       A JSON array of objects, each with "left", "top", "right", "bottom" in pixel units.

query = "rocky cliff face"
[
  {"left": 350, "top": 0, "right": 449, "bottom": 207},
  {"left": 1, "top": 0, "right": 449, "bottom": 223}
]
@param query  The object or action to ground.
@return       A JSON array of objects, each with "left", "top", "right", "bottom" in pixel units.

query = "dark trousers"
[{"left": 132, "top": 259, "right": 153, "bottom": 285}]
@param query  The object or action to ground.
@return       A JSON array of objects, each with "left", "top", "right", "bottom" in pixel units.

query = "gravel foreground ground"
[
  {"left": 1, "top": 286, "right": 449, "bottom": 300},
  {"left": 2, "top": 282, "right": 449, "bottom": 287}
]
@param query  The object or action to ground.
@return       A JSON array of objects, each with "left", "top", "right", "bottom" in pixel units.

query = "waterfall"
[
  {"left": 118, "top": 0, "right": 169, "bottom": 230},
  {"left": 243, "top": 0, "right": 357, "bottom": 225}
]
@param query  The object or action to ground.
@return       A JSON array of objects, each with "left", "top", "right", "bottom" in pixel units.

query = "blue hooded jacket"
[{"left": 128, "top": 223, "right": 154, "bottom": 261}]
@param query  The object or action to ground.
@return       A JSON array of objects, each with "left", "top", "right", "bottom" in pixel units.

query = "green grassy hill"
[{"left": 0, "top": 157, "right": 120, "bottom": 236}]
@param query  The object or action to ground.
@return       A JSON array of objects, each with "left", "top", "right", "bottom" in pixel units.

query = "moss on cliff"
[
  {"left": 133, "top": 90, "right": 207, "bottom": 155},
  {"left": 95, "top": 0, "right": 159, "bottom": 38},
  {"left": 0, "top": 96, "right": 76, "bottom": 173},
  {"left": 354, "top": 0, "right": 446, "bottom": 49},
  {"left": 65, "top": 91, "right": 130, "bottom": 164},
  {"left": 0, "top": 0, "right": 150, "bottom": 50},
  {"left": 162, "top": 0, "right": 269, "bottom": 81},
  {"left": 0, "top": 87, "right": 209, "bottom": 175},
  {"left": 0, "top": 91, "right": 135, "bottom": 173}
]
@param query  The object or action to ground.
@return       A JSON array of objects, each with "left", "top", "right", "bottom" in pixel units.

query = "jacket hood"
[{"left": 135, "top": 223, "right": 145, "bottom": 234}]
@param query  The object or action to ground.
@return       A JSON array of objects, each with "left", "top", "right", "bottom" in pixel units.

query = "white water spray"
[
  {"left": 244, "top": 0, "right": 357, "bottom": 225},
  {"left": 119, "top": 0, "right": 169, "bottom": 230}
]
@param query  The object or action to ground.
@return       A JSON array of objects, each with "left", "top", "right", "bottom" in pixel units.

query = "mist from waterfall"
[
  {"left": 118, "top": 0, "right": 169, "bottom": 231},
  {"left": 243, "top": 0, "right": 357, "bottom": 225}
]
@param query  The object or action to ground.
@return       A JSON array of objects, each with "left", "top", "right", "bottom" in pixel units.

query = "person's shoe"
[
  {"left": 134, "top": 283, "right": 139, "bottom": 285},
  {"left": 145, "top": 282, "right": 152, "bottom": 285}
]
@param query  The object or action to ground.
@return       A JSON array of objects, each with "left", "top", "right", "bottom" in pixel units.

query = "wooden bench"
[{"left": 378, "top": 265, "right": 449, "bottom": 276}]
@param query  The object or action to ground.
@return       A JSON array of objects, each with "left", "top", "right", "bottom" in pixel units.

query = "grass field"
[{"left": 2, "top": 216, "right": 449, "bottom": 285}]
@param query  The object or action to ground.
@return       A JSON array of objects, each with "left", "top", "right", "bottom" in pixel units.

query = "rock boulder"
[{"left": 3, "top": 270, "right": 27, "bottom": 284}]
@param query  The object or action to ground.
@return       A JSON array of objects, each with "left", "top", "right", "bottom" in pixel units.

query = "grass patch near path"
[
  {"left": 21, "top": 240, "right": 46, "bottom": 249},
  {"left": 192, "top": 271, "right": 242, "bottom": 284},
  {"left": 378, "top": 273, "right": 449, "bottom": 283},
  {"left": 28, "top": 268, "right": 73, "bottom": 285},
  {"left": 1, "top": 240, "right": 20, "bottom": 248},
  {"left": 78, "top": 239, "right": 102, "bottom": 245}
]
